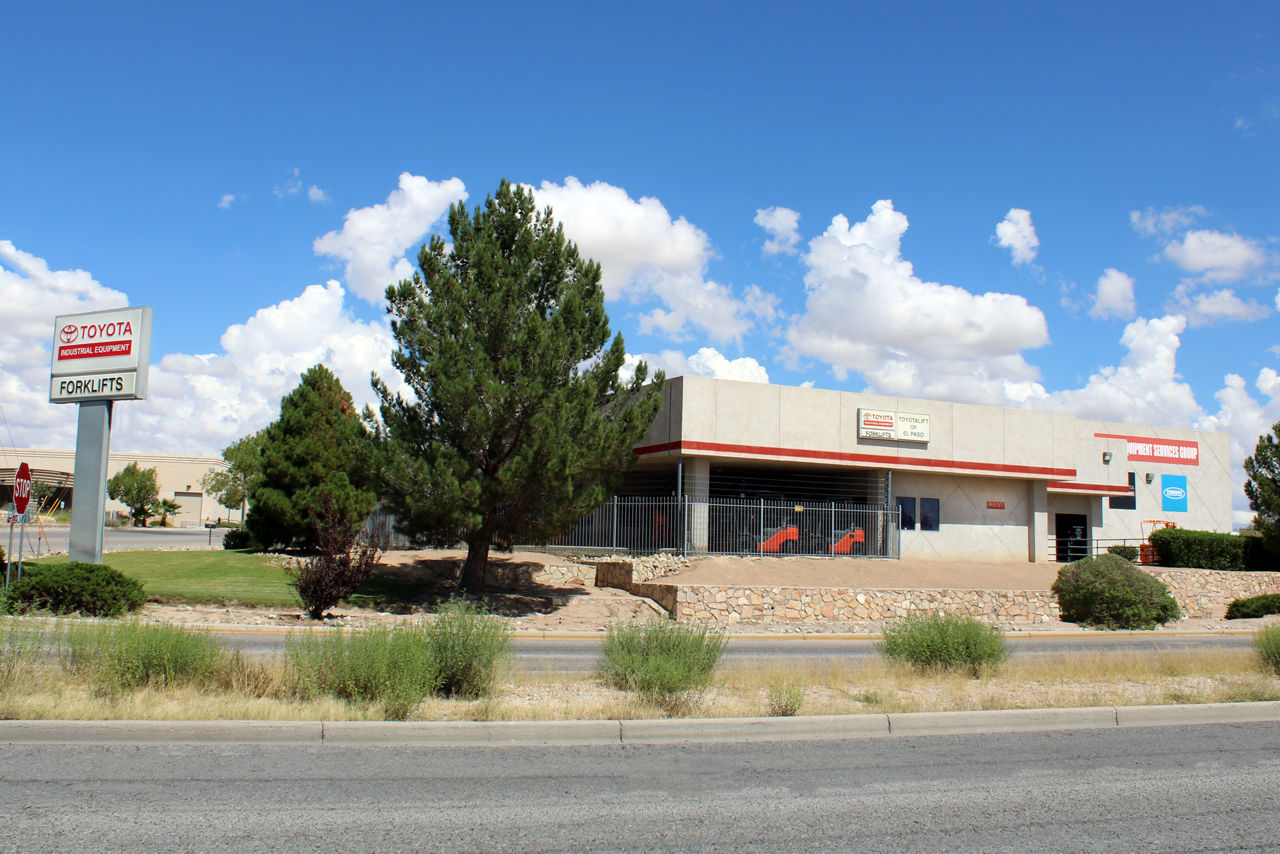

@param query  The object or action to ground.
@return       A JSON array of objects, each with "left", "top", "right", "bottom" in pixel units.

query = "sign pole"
[
  {"left": 69, "top": 400, "right": 113, "bottom": 564},
  {"left": 49, "top": 306, "right": 151, "bottom": 566},
  {"left": 5, "top": 518, "right": 13, "bottom": 588},
  {"left": 16, "top": 513, "right": 25, "bottom": 581}
]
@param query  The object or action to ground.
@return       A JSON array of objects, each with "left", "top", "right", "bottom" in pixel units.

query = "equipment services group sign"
[
  {"left": 49, "top": 307, "right": 153, "bottom": 403},
  {"left": 857, "top": 409, "right": 931, "bottom": 443}
]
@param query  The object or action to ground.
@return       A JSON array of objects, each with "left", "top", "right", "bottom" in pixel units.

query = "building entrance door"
[{"left": 1054, "top": 513, "right": 1089, "bottom": 562}]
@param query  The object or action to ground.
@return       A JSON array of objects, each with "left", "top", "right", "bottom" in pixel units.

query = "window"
[
  {"left": 896, "top": 496, "right": 916, "bottom": 530},
  {"left": 1108, "top": 472, "right": 1137, "bottom": 510},
  {"left": 920, "top": 497, "right": 940, "bottom": 531}
]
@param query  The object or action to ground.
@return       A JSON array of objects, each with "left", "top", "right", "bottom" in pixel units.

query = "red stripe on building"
[
  {"left": 1047, "top": 480, "right": 1133, "bottom": 494},
  {"left": 633, "top": 440, "right": 1077, "bottom": 479}
]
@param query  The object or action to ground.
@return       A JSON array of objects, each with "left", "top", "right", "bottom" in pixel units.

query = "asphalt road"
[
  {"left": 22, "top": 524, "right": 227, "bottom": 554},
  {"left": 218, "top": 630, "right": 1258, "bottom": 668},
  {"left": 1, "top": 721, "right": 1275, "bottom": 851}
]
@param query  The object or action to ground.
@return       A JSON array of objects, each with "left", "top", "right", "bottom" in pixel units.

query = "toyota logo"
[{"left": 59, "top": 324, "right": 79, "bottom": 343}]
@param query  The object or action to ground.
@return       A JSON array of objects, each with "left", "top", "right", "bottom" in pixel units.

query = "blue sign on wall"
[{"left": 1161, "top": 474, "right": 1188, "bottom": 513}]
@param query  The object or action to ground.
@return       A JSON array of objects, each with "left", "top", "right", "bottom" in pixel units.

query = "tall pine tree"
[
  {"left": 1245, "top": 419, "right": 1280, "bottom": 557},
  {"left": 248, "top": 364, "right": 377, "bottom": 549},
  {"left": 371, "top": 180, "right": 664, "bottom": 593}
]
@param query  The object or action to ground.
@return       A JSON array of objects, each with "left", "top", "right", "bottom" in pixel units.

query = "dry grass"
[{"left": 2, "top": 647, "right": 1277, "bottom": 722}]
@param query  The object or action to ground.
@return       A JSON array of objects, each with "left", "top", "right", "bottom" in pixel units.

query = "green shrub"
[
  {"left": 1106, "top": 544, "right": 1141, "bottom": 562},
  {"left": 287, "top": 624, "right": 440, "bottom": 719},
  {"left": 1148, "top": 528, "right": 1263, "bottom": 571},
  {"left": 1052, "top": 554, "right": 1181, "bottom": 629},
  {"left": 62, "top": 621, "right": 227, "bottom": 692},
  {"left": 1225, "top": 593, "right": 1280, "bottom": 620},
  {"left": 4, "top": 562, "right": 145, "bottom": 617},
  {"left": 426, "top": 599, "right": 513, "bottom": 698},
  {"left": 766, "top": 679, "right": 805, "bottom": 716},
  {"left": 877, "top": 612, "right": 1009, "bottom": 676},
  {"left": 598, "top": 618, "right": 727, "bottom": 707},
  {"left": 222, "top": 527, "right": 256, "bottom": 550},
  {"left": 1255, "top": 624, "right": 1280, "bottom": 675}
]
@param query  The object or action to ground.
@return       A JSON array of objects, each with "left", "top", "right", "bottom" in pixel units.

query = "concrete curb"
[
  {"left": 191, "top": 626, "right": 1262, "bottom": 640},
  {"left": 3, "top": 702, "right": 1276, "bottom": 746}
]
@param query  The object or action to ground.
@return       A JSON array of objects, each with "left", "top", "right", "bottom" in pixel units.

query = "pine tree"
[
  {"left": 371, "top": 180, "right": 664, "bottom": 593},
  {"left": 1245, "top": 419, "right": 1280, "bottom": 555},
  {"left": 247, "top": 364, "right": 377, "bottom": 549}
]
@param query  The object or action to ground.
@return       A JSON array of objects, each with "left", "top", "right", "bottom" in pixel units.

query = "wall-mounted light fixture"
[
  {"left": 1145, "top": 473, "right": 1154, "bottom": 484},
  {"left": 1102, "top": 451, "right": 1113, "bottom": 464}
]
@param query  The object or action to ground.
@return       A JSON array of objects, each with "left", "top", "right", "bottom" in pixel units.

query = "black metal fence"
[
  {"left": 533, "top": 496, "right": 900, "bottom": 557},
  {"left": 367, "top": 497, "right": 901, "bottom": 557},
  {"left": 1047, "top": 537, "right": 1154, "bottom": 564}
]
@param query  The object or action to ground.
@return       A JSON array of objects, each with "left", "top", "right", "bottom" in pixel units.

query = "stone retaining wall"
[
  {"left": 584, "top": 553, "right": 689, "bottom": 583},
  {"left": 1145, "top": 568, "right": 1280, "bottom": 619},
  {"left": 485, "top": 562, "right": 594, "bottom": 587},
  {"left": 592, "top": 559, "right": 1280, "bottom": 625},
  {"left": 670, "top": 585, "right": 1059, "bottom": 625}
]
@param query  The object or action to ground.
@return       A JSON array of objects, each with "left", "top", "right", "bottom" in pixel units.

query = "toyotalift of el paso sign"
[{"left": 49, "top": 306, "right": 153, "bottom": 404}]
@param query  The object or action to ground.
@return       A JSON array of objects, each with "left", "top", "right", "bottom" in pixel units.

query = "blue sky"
[{"left": 1, "top": 1, "right": 1277, "bottom": 524}]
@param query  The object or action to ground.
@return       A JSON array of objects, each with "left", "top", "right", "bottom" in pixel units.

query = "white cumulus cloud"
[
  {"left": 118, "top": 280, "right": 403, "bottom": 455},
  {"left": 754, "top": 206, "right": 802, "bottom": 256},
  {"left": 1198, "top": 367, "right": 1280, "bottom": 527},
  {"left": 274, "top": 167, "right": 303, "bottom": 198},
  {"left": 1163, "top": 229, "right": 1268, "bottom": 283},
  {"left": 0, "top": 242, "right": 132, "bottom": 448},
  {"left": 1089, "top": 268, "right": 1136, "bottom": 320},
  {"left": 530, "top": 177, "right": 758, "bottom": 343},
  {"left": 313, "top": 172, "right": 466, "bottom": 304},
  {"left": 994, "top": 208, "right": 1039, "bottom": 265},
  {"left": 1043, "top": 315, "right": 1202, "bottom": 427},
  {"left": 742, "top": 284, "right": 780, "bottom": 322},
  {"left": 1170, "top": 283, "right": 1271, "bottom": 327},
  {"left": 0, "top": 242, "right": 404, "bottom": 456},
  {"left": 787, "top": 200, "right": 1049, "bottom": 405},
  {"left": 307, "top": 185, "right": 329, "bottom": 204},
  {"left": 1129, "top": 205, "right": 1206, "bottom": 238},
  {"left": 623, "top": 347, "right": 769, "bottom": 384},
  {"left": 217, "top": 194, "right": 237, "bottom": 210}
]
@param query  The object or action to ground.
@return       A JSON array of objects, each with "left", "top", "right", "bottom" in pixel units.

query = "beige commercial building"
[
  {"left": 617, "top": 376, "right": 1232, "bottom": 562},
  {"left": 1, "top": 448, "right": 235, "bottom": 527}
]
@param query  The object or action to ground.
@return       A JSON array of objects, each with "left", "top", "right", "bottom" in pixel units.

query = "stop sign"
[{"left": 13, "top": 462, "right": 31, "bottom": 515}]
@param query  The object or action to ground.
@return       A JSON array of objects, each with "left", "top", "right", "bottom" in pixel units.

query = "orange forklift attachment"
[{"left": 1138, "top": 519, "right": 1177, "bottom": 564}]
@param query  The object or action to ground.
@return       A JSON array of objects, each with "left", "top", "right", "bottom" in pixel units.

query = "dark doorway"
[{"left": 1054, "top": 513, "right": 1089, "bottom": 562}]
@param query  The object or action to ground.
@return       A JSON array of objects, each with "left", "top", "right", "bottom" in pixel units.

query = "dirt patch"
[{"left": 142, "top": 548, "right": 666, "bottom": 632}]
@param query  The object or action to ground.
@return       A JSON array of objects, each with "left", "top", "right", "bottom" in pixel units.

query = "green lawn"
[{"left": 29, "top": 551, "right": 300, "bottom": 608}]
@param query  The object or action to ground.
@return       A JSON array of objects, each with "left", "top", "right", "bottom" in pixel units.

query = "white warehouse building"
[
  {"left": 1, "top": 448, "right": 236, "bottom": 528},
  {"left": 598, "top": 376, "right": 1232, "bottom": 563}
]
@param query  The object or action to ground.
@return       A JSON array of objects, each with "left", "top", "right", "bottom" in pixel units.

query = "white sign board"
[
  {"left": 857, "top": 409, "right": 898, "bottom": 440},
  {"left": 858, "top": 409, "right": 931, "bottom": 443},
  {"left": 49, "top": 306, "right": 152, "bottom": 403},
  {"left": 50, "top": 372, "right": 139, "bottom": 402},
  {"left": 895, "top": 412, "right": 931, "bottom": 442}
]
